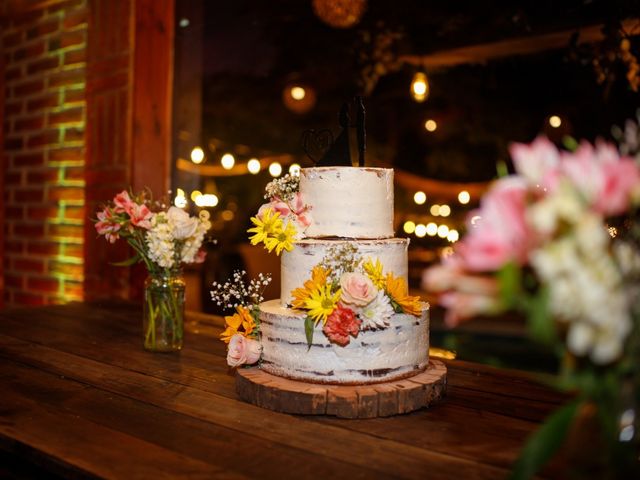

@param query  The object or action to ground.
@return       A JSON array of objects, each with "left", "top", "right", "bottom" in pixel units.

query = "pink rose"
[
  {"left": 290, "top": 192, "right": 312, "bottom": 227},
  {"left": 226, "top": 334, "right": 262, "bottom": 367},
  {"left": 458, "top": 177, "right": 531, "bottom": 272},
  {"left": 439, "top": 291, "right": 500, "bottom": 328},
  {"left": 95, "top": 207, "right": 121, "bottom": 243},
  {"left": 113, "top": 190, "right": 134, "bottom": 214},
  {"left": 323, "top": 306, "right": 360, "bottom": 346},
  {"left": 340, "top": 272, "right": 377, "bottom": 306},
  {"left": 125, "top": 202, "right": 153, "bottom": 230}
]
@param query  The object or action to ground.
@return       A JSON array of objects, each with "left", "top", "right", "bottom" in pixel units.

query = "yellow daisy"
[
  {"left": 304, "top": 284, "right": 341, "bottom": 325},
  {"left": 385, "top": 273, "right": 422, "bottom": 317},
  {"left": 363, "top": 258, "right": 385, "bottom": 289},
  {"left": 291, "top": 266, "right": 330, "bottom": 310},
  {"left": 220, "top": 306, "right": 257, "bottom": 343},
  {"left": 247, "top": 208, "right": 282, "bottom": 246},
  {"left": 264, "top": 221, "right": 297, "bottom": 255}
]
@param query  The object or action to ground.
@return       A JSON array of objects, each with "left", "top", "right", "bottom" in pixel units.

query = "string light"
[
  {"left": 410, "top": 71, "right": 429, "bottom": 102},
  {"left": 430, "top": 204, "right": 440, "bottom": 216},
  {"left": 190, "top": 190, "right": 202, "bottom": 201},
  {"left": 194, "top": 193, "right": 219, "bottom": 207},
  {"left": 549, "top": 115, "right": 562, "bottom": 128},
  {"left": 447, "top": 229, "right": 459, "bottom": 242},
  {"left": 437, "top": 224, "right": 449, "bottom": 238},
  {"left": 458, "top": 190, "right": 470, "bottom": 204},
  {"left": 403, "top": 220, "right": 416, "bottom": 234},
  {"left": 290, "top": 86, "right": 306, "bottom": 100},
  {"left": 415, "top": 224, "right": 427, "bottom": 238},
  {"left": 426, "top": 222, "right": 438, "bottom": 236},
  {"left": 247, "top": 158, "right": 261, "bottom": 174},
  {"left": 190, "top": 147, "right": 205, "bottom": 164},
  {"left": 413, "top": 191, "right": 426, "bottom": 205},
  {"left": 441, "top": 246, "right": 454, "bottom": 258},
  {"left": 289, "top": 163, "right": 301, "bottom": 176},
  {"left": 269, "top": 162, "right": 282, "bottom": 177},
  {"left": 439, "top": 204, "right": 451, "bottom": 217},
  {"left": 424, "top": 119, "right": 437, "bottom": 132},
  {"left": 174, "top": 188, "right": 187, "bottom": 208},
  {"left": 221, "top": 153, "right": 235, "bottom": 170}
]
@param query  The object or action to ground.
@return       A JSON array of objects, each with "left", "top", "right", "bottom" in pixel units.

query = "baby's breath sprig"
[
  {"left": 319, "top": 244, "right": 362, "bottom": 282},
  {"left": 210, "top": 270, "right": 272, "bottom": 311},
  {"left": 264, "top": 174, "right": 300, "bottom": 202}
]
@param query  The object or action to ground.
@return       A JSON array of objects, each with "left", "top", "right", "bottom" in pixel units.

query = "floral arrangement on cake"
[
  {"left": 423, "top": 132, "right": 640, "bottom": 478},
  {"left": 292, "top": 245, "right": 422, "bottom": 346},
  {"left": 247, "top": 174, "right": 312, "bottom": 255},
  {"left": 212, "top": 270, "right": 272, "bottom": 367}
]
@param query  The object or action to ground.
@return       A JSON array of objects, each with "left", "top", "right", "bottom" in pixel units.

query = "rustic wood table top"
[{"left": 0, "top": 302, "right": 568, "bottom": 479}]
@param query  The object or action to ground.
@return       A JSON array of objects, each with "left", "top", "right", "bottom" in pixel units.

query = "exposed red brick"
[
  {"left": 64, "top": 48, "right": 86, "bottom": 65},
  {"left": 63, "top": 206, "right": 86, "bottom": 220},
  {"left": 63, "top": 87, "right": 84, "bottom": 104},
  {"left": 5, "top": 207, "right": 24, "bottom": 218},
  {"left": 4, "top": 136, "right": 24, "bottom": 150},
  {"left": 12, "top": 258, "right": 45, "bottom": 274},
  {"left": 63, "top": 9, "right": 88, "bottom": 29},
  {"left": 63, "top": 166, "right": 84, "bottom": 181},
  {"left": 11, "top": 10, "right": 44, "bottom": 28},
  {"left": 12, "top": 41, "right": 45, "bottom": 62},
  {"left": 13, "top": 152, "right": 45, "bottom": 167},
  {"left": 27, "top": 277, "right": 60, "bottom": 293},
  {"left": 3, "top": 31, "right": 24, "bottom": 48},
  {"left": 26, "top": 19, "right": 59, "bottom": 40},
  {"left": 13, "top": 292, "right": 46, "bottom": 306},
  {"left": 26, "top": 56, "right": 60, "bottom": 75},
  {"left": 13, "top": 115, "right": 45, "bottom": 132},
  {"left": 63, "top": 282, "right": 84, "bottom": 298},
  {"left": 26, "top": 206, "right": 59, "bottom": 220},
  {"left": 61, "top": 30, "right": 85, "bottom": 49},
  {"left": 48, "top": 107, "right": 83, "bottom": 125},
  {"left": 48, "top": 186, "right": 84, "bottom": 201},
  {"left": 5, "top": 66, "right": 23, "bottom": 82},
  {"left": 5, "top": 100, "right": 23, "bottom": 115},
  {"left": 5, "top": 171, "right": 23, "bottom": 185},
  {"left": 13, "top": 223, "right": 44, "bottom": 237},
  {"left": 48, "top": 0, "right": 83, "bottom": 14},
  {"left": 49, "top": 146, "right": 83, "bottom": 162},
  {"left": 27, "top": 129, "right": 60, "bottom": 148},
  {"left": 49, "top": 67, "right": 85, "bottom": 88},
  {"left": 14, "top": 188, "right": 44, "bottom": 203},
  {"left": 48, "top": 224, "right": 83, "bottom": 239},
  {"left": 13, "top": 79, "right": 45, "bottom": 96},
  {"left": 26, "top": 169, "right": 58, "bottom": 184},
  {"left": 27, "top": 242, "right": 60, "bottom": 256},
  {"left": 4, "top": 274, "right": 25, "bottom": 289},
  {"left": 49, "top": 261, "right": 83, "bottom": 278},
  {"left": 64, "top": 127, "right": 84, "bottom": 142},
  {"left": 27, "top": 93, "right": 60, "bottom": 112}
]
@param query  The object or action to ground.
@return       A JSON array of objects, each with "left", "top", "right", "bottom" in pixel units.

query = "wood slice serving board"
[{"left": 236, "top": 360, "right": 447, "bottom": 418}]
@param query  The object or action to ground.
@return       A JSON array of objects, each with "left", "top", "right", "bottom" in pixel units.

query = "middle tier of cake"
[{"left": 280, "top": 238, "right": 409, "bottom": 307}]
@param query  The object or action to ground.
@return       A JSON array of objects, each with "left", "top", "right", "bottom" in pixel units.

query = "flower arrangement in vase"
[
  {"left": 423, "top": 131, "right": 640, "bottom": 478},
  {"left": 95, "top": 189, "right": 211, "bottom": 352}
]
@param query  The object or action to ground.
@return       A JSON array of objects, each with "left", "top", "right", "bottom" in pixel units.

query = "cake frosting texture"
[{"left": 300, "top": 167, "right": 394, "bottom": 239}]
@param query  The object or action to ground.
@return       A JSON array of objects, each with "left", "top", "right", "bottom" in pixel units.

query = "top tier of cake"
[{"left": 301, "top": 167, "right": 394, "bottom": 239}]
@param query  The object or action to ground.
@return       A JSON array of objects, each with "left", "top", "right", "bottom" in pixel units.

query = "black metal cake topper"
[{"left": 302, "top": 97, "right": 366, "bottom": 167}]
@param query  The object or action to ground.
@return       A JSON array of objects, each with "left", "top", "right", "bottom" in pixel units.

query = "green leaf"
[
  {"left": 304, "top": 316, "right": 314, "bottom": 349},
  {"left": 510, "top": 399, "right": 582, "bottom": 480},
  {"left": 496, "top": 159, "right": 509, "bottom": 178},
  {"left": 525, "top": 287, "right": 557, "bottom": 346},
  {"left": 110, "top": 254, "right": 141, "bottom": 267},
  {"left": 497, "top": 262, "right": 521, "bottom": 308},
  {"left": 562, "top": 135, "right": 579, "bottom": 152}
]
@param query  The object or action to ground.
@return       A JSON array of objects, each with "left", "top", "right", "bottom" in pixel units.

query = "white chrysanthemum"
[
  {"left": 358, "top": 289, "right": 394, "bottom": 330},
  {"left": 146, "top": 212, "right": 176, "bottom": 268},
  {"left": 527, "top": 181, "right": 585, "bottom": 237}
]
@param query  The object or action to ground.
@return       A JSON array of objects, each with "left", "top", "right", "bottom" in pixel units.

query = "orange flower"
[
  {"left": 385, "top": 273, "right": 423, "bottom": 317},
  {"left": 220, "top": 306, "right": 257, "bottom": 343},
  {"left": 291, "top": 265, "right": 329, "bottom": 310}
]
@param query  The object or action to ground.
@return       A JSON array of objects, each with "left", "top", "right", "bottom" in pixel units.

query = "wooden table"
[{"left": 0, "top": 302, "right": 567, "bottom": 479}]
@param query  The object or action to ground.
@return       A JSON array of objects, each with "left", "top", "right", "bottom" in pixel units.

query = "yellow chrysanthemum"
[
  {"left": 220, "top": 306, "right": 256, "bottom": 343},
  {"left": 291, "top": 266, "right": 330, "bottom": 310},
  {"left": 304, "top": 284, "right": 341, "bottom": 325},
  {"left": 264, "top": 221, "right": 297, "bottom": 255},
  {"left": 363, "top": 258, "right": 385, "bottom": 289},
  {"left": 385, "top": 273, "right": 422, "bottom": 317},
  {"left": 247, "top": 208, "right": 282, "bottom": 246}
]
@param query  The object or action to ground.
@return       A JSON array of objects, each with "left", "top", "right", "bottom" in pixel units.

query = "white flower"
[
  {"left": 167, "top": 206, "right": 199, "bottom": 240},
  {"left": 146, "top": 212, "right": 176, "bottom": 268},
  {"left": 358, "top": 289, "right": 394, "bottom": 330}
]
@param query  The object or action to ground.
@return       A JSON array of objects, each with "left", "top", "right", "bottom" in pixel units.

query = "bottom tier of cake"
[{"left": 258, "top": 299, "right": 430, "bottom": 385}]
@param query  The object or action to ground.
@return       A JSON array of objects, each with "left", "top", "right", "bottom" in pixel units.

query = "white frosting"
[
  {"left": 259, "top": 299, "right": 429, "bottom": 384},
  {"left": 280, "top": 238, "right": 409, "bottom": 307},
  {"left": 300, "top": 167, "right": 394, "bottom": 239}
]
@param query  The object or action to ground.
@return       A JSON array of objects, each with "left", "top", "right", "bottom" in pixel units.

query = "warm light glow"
[
  {"left": 221, "top": 209, "right": 235, "bottom": 221},
  {"left": 413, "top": 191, "right": 426, "bottom": 205},
  {"left": 247, "top": 158, "right": 261, "bottom": 174},
  {"left": 426, "top": 222, "right": 438, "bottom": 236},
  {"left": 174, "top": 188, "right": 187, "bottom": 208},
  {"left": 437, "top": 224, "right": 449, "bottom": 238},
  {"left": 447, "top": 229, "right": 459, "bottom": 242},
  {"left": 411, "top": 71, "right": 429, "bottom": 102},
  {"left": 403, "top": 220, "right": 416, "bottom": 234},
  {"left": 430, "top": 204, "right": 440, "bottom": 216},
  {"left": 269, "top": 162, "right": 282, "bottom": 177},
  {"left": 441, "top": 246, "right": 454, "bottom": 258},
  {"left": 190, "top": 147, "right": 205, "bottom": 164},
  {"left": 415, "top": 224, "right": 427, "bottom": 238},
  {"left": 290, "top": 86, "right": 306, "bottom": 100},
  {"left": 424, "top": 119, "right": 437, "bottom": 132},
  {"left": 471, "top": 215, "right": 482, "bottom": 226},
  {"left": 289, "top": 163, "right": 301, "bottom": 176},
  {"left": 221, "top": 153, "right": 235, "bottom": 170},
  {"left": 190, "top": 190, "right": 202, "bottom": 201},
  {"left": 439, "top": 204, "right": 451, "bottom": 217},
  {"left": 549, "top": 115, "right": 562, "bottom": 128},
  {"left": 458, "top": 190, "right": 470, "bottom": 204},
  {"left": 609, "top": 226, "right": 618, "bottom": 238},
  {"left": 194, "top": 194, "right": 219, "bottom": 207}
]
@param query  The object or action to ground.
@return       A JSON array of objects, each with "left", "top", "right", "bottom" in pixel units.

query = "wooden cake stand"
[{"left": 236, "top": 359, "right": 447, "bottom": 418}]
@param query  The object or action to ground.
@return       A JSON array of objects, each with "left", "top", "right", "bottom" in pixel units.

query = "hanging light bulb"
[{"left": 410, "top": 71, "right": 429, "bottom": 102}]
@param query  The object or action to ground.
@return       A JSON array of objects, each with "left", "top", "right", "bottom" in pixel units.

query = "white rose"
[{"left": 167, "top": 206, "right": 199, "bottom": 240}]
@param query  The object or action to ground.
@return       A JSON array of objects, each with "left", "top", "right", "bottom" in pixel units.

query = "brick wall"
[{"left": 2, "top": 0, "right": 88, "bottom": 305}]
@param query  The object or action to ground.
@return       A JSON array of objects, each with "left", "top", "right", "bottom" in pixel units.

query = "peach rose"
[
  {"left": 167, "top": 206, "right": 199, "bottom": 239},
  {"left": 340, "top": 272, "right": 376, "bottom": 306},
  {"left": 226, "top": 334, "right": 262, "bottom": 367}
]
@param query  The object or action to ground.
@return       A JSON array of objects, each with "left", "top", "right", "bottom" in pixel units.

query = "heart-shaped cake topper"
[{"left": 301, "top": 129, "right": 334, "bottom": 164}]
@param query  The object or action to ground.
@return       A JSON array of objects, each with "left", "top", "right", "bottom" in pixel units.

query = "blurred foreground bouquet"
[
  {"left": 95, "top": 189, "right": 211, "bottom": 352},
  {"left": 423, "top": 133, "right": 640, "bottom": 478}
]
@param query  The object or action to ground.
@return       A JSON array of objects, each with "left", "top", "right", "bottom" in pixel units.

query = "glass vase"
[{"left": 143, "top": 269, "right": 185, "bottom": 352}]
